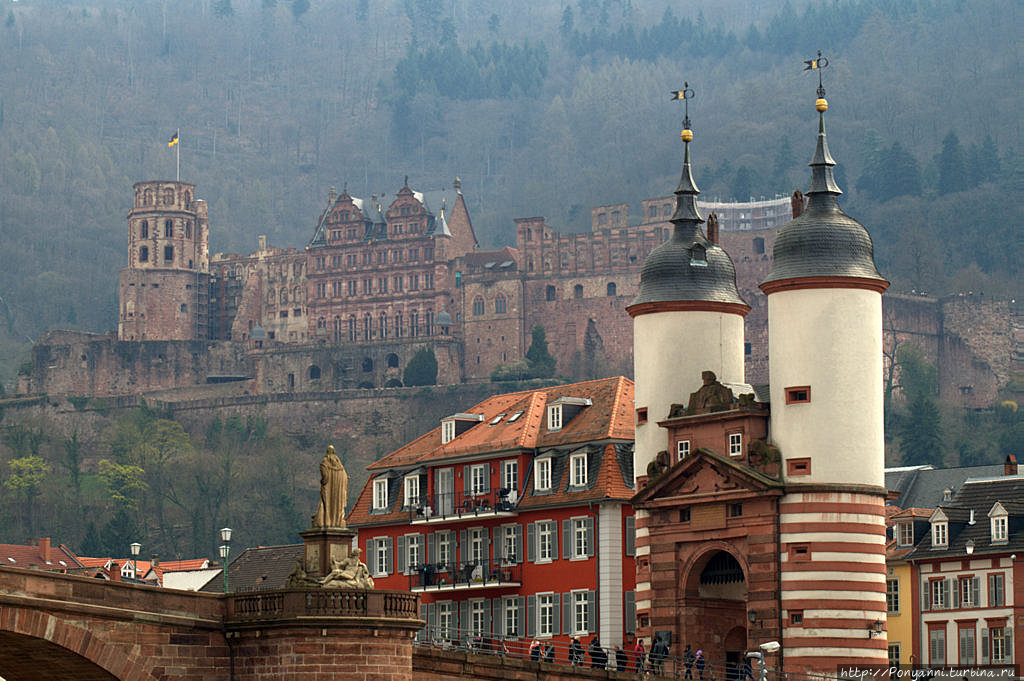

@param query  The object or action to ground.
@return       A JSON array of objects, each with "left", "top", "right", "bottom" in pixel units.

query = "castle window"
[
  {"left": 180, "top": 303, "right": 187, "bottom": 312},
  {"left": 308, "top": 365, "right": 321, "bottom": 380},
  {"left": 546, "top": 286, "right": 556, "bottom": 301},
  {"left": 425, "top": 247, "right": 433, "bottom": 260},
  {"left": 364, "top": 315, "right": 372, "bottom": 340},
  {"left": 612, "top": 211, "right": 620, "bottom": 225},
  {"left": 787, "top": 458, "right": 811, "bottom": 476},
  {"left": 317, "top": 317, "right": 326, "bottom": 329},
  {"left": 140, "top": 221, "right": 149, "bottom": 238},
  {"left": 185, "top": 222, "right": 192, "bottom": 239},
  {"left": 316, "top": 282, "right": 326, "bottom": 298},
  {"left": 677, "top": 440, "right": 690, "bottom": 459},
  {"left": 393, "top": 276, "right": 403, "bottom": 292},
  {"left": 348, "top": 315, "right": 357, "bottom": 342},
  {"left": 164, "top": 245, "right": 174, "bottom": 262},
  {"left": 649, "top": 206, "right": 657, "bottom": 218},
  {"left": 635, "top": 408, "right": 647, "bottom": 425},
  {"left": 410, "top": 311, "right": 418, "bottom": 337},
  {"left": 745, "top": 342, "right": 752, "bottom": 355},
  {"left": 379, "top": 313, "right": 387, "bottom": 339},
  {"left": 473, "top": 296, "right": 485, "bottom": 316},
  {"left": 789, "top": 543, "right": 810, "bottom": 561},
  {"left": 753, "top": 237, "right": 765, "bottom": 254},
  {"left": 728, "top": 432, "right": 743, "bottom": 457},
  {"left": 410, "top": 248, "right": 418, "bottom": 261},
  {"left": 561, "top": 253, "right": 569, "bottom": 268},
  {"left": 729, "top": 503, "right": 743, "bottom": 517},
  {"left": 663, "top": 203, "right": 671, "bottom": 216},
  {"left": 606, "top": 282, "right": 616, "bottom": 296},
  {"left": 574, "top": 284, "right": 583, "bottom": 299},
  {"left": 362, "top": 357, "right": 373, "bottom": 372},
  {"left": 598, "top": 213, "right": 607, "bottom": 226},
  {"left": 409, "top": 274, "right": 419, "bottom": 290},
  {"left": 395, "top": 313, "right": 403, "bottom": 337},
  {"left": 139, "top": 246, "right": 149, "bottom": 262},
  {"left": 786, "top": 386, "right": 811, "bottom": 404},
  {"left": 790, "top": 611, "right": 803, "bottom": 625},
  {"left": 164, "top": 220, "right": 173, "bottom": 237},
  {"left": 690, "top": 244, "right": 707, "bottom": 265},
  {"left": 494, "top": 294, "right": 507, "bottom": 314}
]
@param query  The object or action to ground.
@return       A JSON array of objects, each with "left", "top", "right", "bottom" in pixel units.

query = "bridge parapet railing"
[{"left": 227, "top": 589, "right": 419, "bottom": 623}]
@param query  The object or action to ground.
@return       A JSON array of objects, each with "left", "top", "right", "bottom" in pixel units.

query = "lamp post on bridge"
[
  {"left": 129, "top": 541, "right": 141, "bottom": 582},
  {"left": 218, "top": 527, "right": 233, "bottom": 593}
]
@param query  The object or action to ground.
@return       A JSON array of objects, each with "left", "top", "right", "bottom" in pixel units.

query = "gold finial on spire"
[
  {"left": 804, "top": 50, "right": 830, "bottom": 111},
  {"left": 671, "top": 82, "right": 696, "bottom": 142}
]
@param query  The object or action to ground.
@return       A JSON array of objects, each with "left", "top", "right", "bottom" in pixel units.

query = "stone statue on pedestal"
[{"left": 312, "top": 445, "right": 348, "bottom": 528}]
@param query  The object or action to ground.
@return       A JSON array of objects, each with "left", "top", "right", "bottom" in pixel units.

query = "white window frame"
[
  {"left": 991, "top": 515, "right": 1007, "bottom": 543},
  {"left": 547, "top": 404, "right": 562, "bottom": 431},
  {"left": 438, "top": 601, "right": 454, "bottom": 641},
  {"left": 888, "top": 643, "right": 901, "bottom": 667},
  {"left": 677, "top": 440, "right": 690, "bottom": 459},
  {"left": 441, "top": 420, "right": 455, "bottom": 444},
  {"left": 502, "top": 525, "right": 517, "bottom": 564},
  {"left": 886, "top": 578, "right": 900, "bottom": 613},
  {"left": 930, "top": 579, "right": 947, "bottom": 609},
  {"left": 504, "top": 596, "right": 519, "bottom": 637},
  {"left": 470, "top": 598, "right": 485, "bottom": 636},
  {"left": 537, "top": 592, "right": 555, "bottom": 637},
  {"left": 438, "top": 531, "right": 452, "bottom": 568},
  {"left": 469, "top": 528, "right": 484, "bottom": 563},
  {"left": 403, "top": 475, "right": 420, "bottom": 508},
  {"left": 406, "top": 534, "right": 421, "bottom": 573},
  {"left": 897, "top": 522, "right": 913, "bottom": 547},
  {"left": 572, "top": 517, "right": 589, "bottom": 560},
  {"left": 538, "top": 520, "right": 554, "bottom": 563},
  {"left": 728, "top": 432, "right": 743, "bottom": 457},
  {"left": 535, "top": 458, "right": 552, "bottom": 492},
  {"left": 932, "top": 522, "right": 948, "bottom": 547},
  {"left": 470, "top": 463, "right": 488, "bottom": 496},
  {"left": 374, "top": 539, "right": 388, "bottom": 577},
  {"left": 572, "top": 590, "right": 589, "bottom": 635},
  {"left": 372, "top": 478, "right": 388, "bottom": 510},
  {"left": 959, "top": 577, "right": 974, "bottom": 607},
  {"left": 569, "top": 452, "right": 587, "bottom": 487},
  {"left": 990, "top": 627, "right": 1007, "bottom": 663},
  {"left": 502, "top": 459, "right": 518, "bottom": 500}
]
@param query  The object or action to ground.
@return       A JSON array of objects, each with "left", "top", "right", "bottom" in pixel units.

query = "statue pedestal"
[{"left": 299, "top": 527, "right": 356, "bottom": 579}]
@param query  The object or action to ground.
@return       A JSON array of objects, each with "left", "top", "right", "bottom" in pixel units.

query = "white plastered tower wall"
[
  {"left": 633, "top": 309, "right": 746, "bottom": 480},
  {"left": 763, "top": 96, "right": 890, "bottom": 671}
]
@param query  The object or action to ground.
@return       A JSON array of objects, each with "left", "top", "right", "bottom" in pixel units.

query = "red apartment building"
[{"left": 347, "top": 376, "right": 637, "bottom": 650}]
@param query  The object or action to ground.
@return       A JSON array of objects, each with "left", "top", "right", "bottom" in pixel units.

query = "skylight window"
[
  {"left": 507, "top": 411, "right": 524, "bottom": 423},
  {"left": 490, "top": 414, "right": 506, "bottom": 425}
]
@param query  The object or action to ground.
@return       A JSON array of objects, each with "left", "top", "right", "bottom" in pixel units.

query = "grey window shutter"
[
  {"left": 527, "top": 522, "right": 536, "bottom": 562},
  {"left": 585, "top": 517, "right": 595, "bottom": 558},
  {"left": 625, "top": 591, "right": 636, "bottom": 634},
  {"left": 484, "top": 598, "right": 492, "bottom": 636},
  {"left": 385, "top": 537, "right": 393, "bottom": 575},
  {"left": 486, "top": 527, "right": 492, "bottom": 562},
  {"left": 464, "top": 466, "right": 471, "bottom": 494},
  {"left": 367, "top": 538, "right": 376, "bottom": 573},
  {"left": 943, "top": 579, "right": 951, "bottom": 608},
  {"left": 1005, "top": 630, "right": 1012, "bottom": 662},
  {"left": 428, "top": 602, "right": 439, "bottom": 638},
  {"left": 586, "top": 591, "right": 596, "bottom": 633},
  {"left": 514, "top": 524, "right": 523, "bottom": 564},
  {"left": 972, "top": 577, "right": 980, "bottom": 606},
  {"left": 493, "top": 598, "right": 503, "bottom": 636},
  {"left": 516, "top": 596, "right": 525, "bottom": 637},
  {"left": 981, "top": 628, "right": 989, "bottom": 664},
  {"left": 952, "top": 578, "right": 959, "bottom": 608},
  {"left": 551, "top": 521, "right": 559, "bottom": 558},
  {"left": 396, "top": 535, "right": 407, "bottom": 574},
  {"left": 493, "top": 527, "right": 500, "bottom": 564},
  {"left": 460, "top": 601, "right": 469, "bottom": 640},
  {"left": 625, "top": 516, "right": 636, "bottom": 556},
  {"left": 460, "top": 530, "right": 468, "bottom": 564},
  {"left": 562, "top": 519, "right": 571, "bottom": 560},
  {"left": 922, "top": 578, "right": 930, "bottom": 610},
  {"left": 428, "top": 532, "right": 437, "bottom": 564},
  {"left": 526, "top": 595, "right": 536, "bottom": 636},
  {"left": 561, "top": 592, "right": 569, "bottom": 634}
]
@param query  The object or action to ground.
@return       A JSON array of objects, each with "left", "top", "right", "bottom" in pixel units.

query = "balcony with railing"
[
  {"left": 408, "top": 559, "right": 521, "bottom": 593},
  {"left": 409, "top": 488, "right": 518, "bottom": 525}
]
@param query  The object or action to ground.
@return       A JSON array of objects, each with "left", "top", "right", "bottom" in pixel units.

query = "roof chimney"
[
  {"left": 38, "top": 537, "right": 51, "bottom": 562},
  {"left": 1005, "top": 454, "right": 1018, "bottom": 476},
  {"left": 706, "top": 212, "right": 720, "bottom": 245}
]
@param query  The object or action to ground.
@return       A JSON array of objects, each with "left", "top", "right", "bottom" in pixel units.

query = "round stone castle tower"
[
  {"left": 627, "top": 123, "right": 749, "bottom": 480},
  {"left": 118, "top": 181, "right": 211, "bottom": 341},
  {"left": 760, "top": 97, "right": 890, "bottom": 670}
]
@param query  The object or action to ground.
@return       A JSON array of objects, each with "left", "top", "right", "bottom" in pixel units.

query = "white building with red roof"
[{"left": 347, "top": 376, "right": 637, "bottom": 652}]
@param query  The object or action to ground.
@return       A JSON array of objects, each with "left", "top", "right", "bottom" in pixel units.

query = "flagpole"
[{"left": 176, "top": 127, "right": 180, "bottom": 181}]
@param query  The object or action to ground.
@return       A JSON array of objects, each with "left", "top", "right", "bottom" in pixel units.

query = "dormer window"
[
  {"left": 403, "top": 475, "right": 420, "bottom": 508},
  {"left": 897, "top": 522, "right": 914, "bottom": 547},
  {"left": 442, "top": 420, "right": 455, "bottom": 443},
  {"left": 569, "top": 452, "right": 588, "bottom": 487},
  {"left": 441, "top": 413, "right": 484, "bottom": 444},
  {"left": 372, "top": 478, "right": 389, "bottom": 510},
  {"left": 535, "top": 457, "right": 552, "bottom": 492},
  {"left": 546, "top": 396, "right": 593, "bottom": 432},
  {"left": 690, "top": 244, "right": 707, "bottom": 266},
  {"left": 547, "top": 405, "right": 563, "bottom": 431},
  {"left": 989, "top": 503, "right": 1008, "bottom": 543},
  {"left": 932, "top": 521, "right": 948, "bottom": 548}
]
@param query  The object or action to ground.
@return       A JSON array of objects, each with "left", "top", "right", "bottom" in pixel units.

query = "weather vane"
[
  {"left": 671, "top": 82, "right": 695, "bottom": 132},
  {"left": 804, "top": 50, "right": 829, "bottom": 99}
]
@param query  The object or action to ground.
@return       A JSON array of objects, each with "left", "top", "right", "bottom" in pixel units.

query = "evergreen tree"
[
  {"left": 935, "top": 131, "right": 965, "bottom": 194},
  {"left": 900, "top": 395, "right": 943, "bottom": 466},
  {"left": 403, "top": 347, "right": 438, "bottom": 386},
  {"left": 525, "top": 325, "right": 556, "bottom": 378}
]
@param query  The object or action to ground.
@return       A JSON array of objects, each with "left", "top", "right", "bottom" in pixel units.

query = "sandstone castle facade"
[{"left": 18, "top": 178, "right": 1014, "bottom": 406}]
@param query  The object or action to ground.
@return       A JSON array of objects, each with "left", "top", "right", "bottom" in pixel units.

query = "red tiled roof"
[
  {"left": 0, "top": 540, "right": 82, "bottom": 570},
  {"left": 76, "top": 557, "right": 114, "bottom": 569},
  {"left": 350, "top": 377, "right": 635, "bottom": 526}
]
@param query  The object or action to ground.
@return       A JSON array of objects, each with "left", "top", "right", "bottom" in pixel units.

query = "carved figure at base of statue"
[
  {"left": 320, "top": 548, "right": 375, "bottom": 590},
  {"left": 285, "top": 556, "right": 320, "bottom": 588},
  {"left": 686, "top": 371, "right": 735, "bottom": 414}
]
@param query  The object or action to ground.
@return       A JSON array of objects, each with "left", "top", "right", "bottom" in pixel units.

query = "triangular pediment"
[{"left": 633, "top": 448, "right": 781, "bottom": 505}]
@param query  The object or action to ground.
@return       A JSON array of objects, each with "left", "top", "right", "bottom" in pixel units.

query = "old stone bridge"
[{"left": 0, "top": 565, "right": 419, "bottom": 681}]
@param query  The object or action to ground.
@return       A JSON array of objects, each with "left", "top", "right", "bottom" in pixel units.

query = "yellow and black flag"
[
  {"left": 804, "top": 55, "right": 828, "bottom": 70},
  {"left": 168, "top": 132, "right": 179, "bottom": 147}
]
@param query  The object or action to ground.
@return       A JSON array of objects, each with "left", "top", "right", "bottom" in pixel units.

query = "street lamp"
[
  {"left": 747, "top": 641, "right": 780, "bottom": 681},
  {"left": 129, "top": 542, "right": 141, "bottom": 581},
  {"left": 219, "top": 527, "right": 233, "bottom": 593}
]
